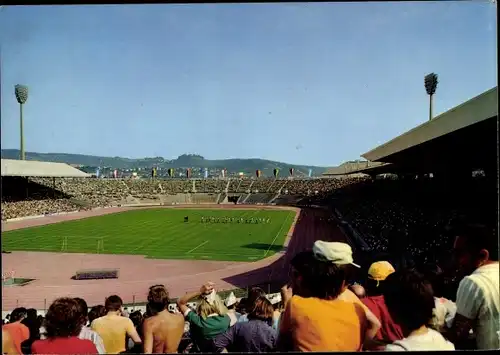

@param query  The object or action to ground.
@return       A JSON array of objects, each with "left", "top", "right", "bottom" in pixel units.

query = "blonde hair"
[{"left": 197, "top": 294, "right": 228, "bottom": 318}]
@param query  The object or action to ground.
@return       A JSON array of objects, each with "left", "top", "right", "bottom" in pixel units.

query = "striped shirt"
[
  {"left": 79, "top": 326, "right": 106, "bottom": 354},
  {"left": 456, "top": 263, "right": 499, "bottom": 350}
]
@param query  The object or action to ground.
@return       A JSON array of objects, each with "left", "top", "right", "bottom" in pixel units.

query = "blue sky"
[{"left": 0, "top": 2, "right": 496, "bottom": 167}]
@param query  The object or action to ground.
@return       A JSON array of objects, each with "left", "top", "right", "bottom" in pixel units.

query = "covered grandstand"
[{"left": 1, "top": 159, "right": 91, "bottom": 178}]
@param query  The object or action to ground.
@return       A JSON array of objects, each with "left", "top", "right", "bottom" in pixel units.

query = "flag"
[
  {"left": 96, "top": 168, "right": 100, "bottom": 178},
  {"left": 113, "top": 169, "right": 118, "bottom": 179},
  {"left": 308, "top": 168, "right": 312, "bottom": 177},
  {"left": 221, "top": 168, "right": 227, "bottom": 178},
  {"left": 186, "top": 168, "right": 192, "bottom": 178},
  {"left": 273, "top": 168, "right": 279, "bottom": 178},
  {"left": 152, "top": 167, "right": 157, "bottom": 178},
  {"left": 289, "top": 168, "right": 294, "bottom": 176},
  {"left": 168, "top": 168, "right": 174, "bottom": 177},
  {"left": 256, "top": 170, "right": 261, "bottom": 178},
  {"left": 204, "top": 168, "right": 208, "bottom": 179}
]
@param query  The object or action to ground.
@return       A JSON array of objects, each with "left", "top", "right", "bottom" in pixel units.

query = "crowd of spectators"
[{"left": 3, "top": 235, "right": 498, "bottom": 353}]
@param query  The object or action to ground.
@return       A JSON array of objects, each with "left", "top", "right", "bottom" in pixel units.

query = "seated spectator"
[
  {"left": 277, "top": 243, "right": 368, "bottom": 352},
  {"left": 383, "top": 270, "right": 455, "bottom": 351},
  {"left": 127, "top": 311, "right": 144, "bottom": 352},
  {"left": 3, "top": 328, "right": 18, "bottom": 355},
  {"left": 31, "top": 298, "right": 98, "bottom": 354},
  {"left": 2, "top": 308, "right": 29, "bottom": 355},
  {"left": 88, "top": 306, "right": 106, "bottom": 326},
  {"left": 20, "top": 309, "right": 40, "bottom": 354},
  {"left": 91, "top": 295, "right": 141, "bottom": 354},
  {"left": 419, "top": 264, "right": 457, "bottom": 332},
  {"left": 447, "top": 224, "right": 499, "bottom": 350},
  {"left": 177, "top": 282, "right": 230, "bottom": 352},
  {"left": 73, "top": 298, "right": 106, "bottom": 354},
  {"left": 142, "top": 285, "right": 184, "bottom": 354},
  {"left": 214, "top": 296, "right": 277, "bottom": 353},
  {"left": 224, "top": 292, "right": 241, "bottom": 326},
  {"left": 361, "top": 261, "right": 404, "bottom": 348},
  {"left": 235, "top": 297, "right": 247, "bottom": 317}
]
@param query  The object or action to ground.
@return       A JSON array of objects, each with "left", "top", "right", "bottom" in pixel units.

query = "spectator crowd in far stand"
[{"left": 3, "top": 236, "right": 498, "bottom": 353}]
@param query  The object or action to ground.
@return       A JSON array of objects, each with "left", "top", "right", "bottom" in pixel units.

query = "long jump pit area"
[{"left": 2, "top": 204, "right": 300, "bottom": 310}]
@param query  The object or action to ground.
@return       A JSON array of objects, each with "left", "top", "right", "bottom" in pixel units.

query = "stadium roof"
[
  {"left": 323, "top": 161, "right": 385, "bottom": 176},
  {"left": 361, "top": 87, "right": 497, "bottom": 172},
  {"left": 1, "top": 159, "right": 91, "bottom": 178}
]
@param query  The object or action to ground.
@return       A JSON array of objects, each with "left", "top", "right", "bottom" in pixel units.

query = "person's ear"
[{"left": 479, "top": 249, "right": 490, "bottom": 263}]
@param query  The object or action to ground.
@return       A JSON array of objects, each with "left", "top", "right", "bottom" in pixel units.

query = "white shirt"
[
  {"left": 456, "top": 263, "right": 500, "bottom": 350},
  {"left": 385, "top": 328, "right": 455, "bottom": 351},
  {"left": 79, "top": 326, "right": 106, "bottom": 354},
  {"left": 431, "top": 297, "right": 457, "bottom": 331}
]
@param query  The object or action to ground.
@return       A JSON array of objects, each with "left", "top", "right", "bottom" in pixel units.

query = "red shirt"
[
  {"left": 362, "top": 295, "right": 404, "bottom": 344},
  {"left": 3, "top": 322, "right": 30, "bottom": 354},
  {"left": 32, "top": 336, "right": 98, "bottom": 354}
]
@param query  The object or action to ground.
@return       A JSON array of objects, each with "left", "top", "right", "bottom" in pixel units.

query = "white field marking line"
[
  {"left": 186, "top": 240, "right": 209, "bottom": 254},
  {"left": 263, "top": 213, "right": 291, "bottom": 257}
]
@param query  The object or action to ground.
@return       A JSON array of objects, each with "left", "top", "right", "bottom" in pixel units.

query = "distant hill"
[{"left": 1, "top": 150, "right": 327, "bottom": 177}]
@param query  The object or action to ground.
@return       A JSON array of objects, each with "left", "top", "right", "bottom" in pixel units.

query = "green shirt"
[{"left": 186, "top": 310, "right": 230, "bottom": 341}]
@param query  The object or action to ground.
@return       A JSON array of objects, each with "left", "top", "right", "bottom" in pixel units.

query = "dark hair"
[
  {"left": 247, "top": 287, "right": 266, "bottom": 307},
  {"left": 383, "top": 270, "right": 435, "bottom": 332},
  {"left": 10, "top": 308, "right": 27, "bottom": 322},
  {"left": 88, "top": 305, "right": 106, "bottom": 324},
  {"left": 455, "top": 224, "right": 498, "bottom": 261},
  {"left": 247, "top": 296, "right": 274, "bottom": 323},
  {"left": 147, "top": 285, "right": 170, "bottom": 313},
  {"left": 74, "top": 297, "right": 89, "bottom": 325},
  {"left": 129, "top": 311, "right": 144, "bottom": 337},
  {"left": 26, "top": 309, "right": 37, "bottom": 319},
  {"left": 419, "top": 263, "right": 445, "bottom": 297},
  {"left": 236, "top": 298, "right": 248, "bottom": 314},
  {"left": 105, "top": 295, "right": 123, "bottom": 312},
  {"left": 291, "top": 251, "right": 347, "bottom": 299},
  {"left": 44, "top": 298, "right": 83, "bottom": 338}
]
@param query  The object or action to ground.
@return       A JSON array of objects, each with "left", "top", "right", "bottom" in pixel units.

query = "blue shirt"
[{"left": 213, "top": 319, "right": 277, "bottom": 353}]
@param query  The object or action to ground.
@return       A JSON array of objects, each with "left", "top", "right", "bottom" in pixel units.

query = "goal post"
[
  {"left": 97, "top": 238, "right": 104, "bottom": 254},
  {"left": 61, "top": 236, "right": 68, "bottom": 252}
]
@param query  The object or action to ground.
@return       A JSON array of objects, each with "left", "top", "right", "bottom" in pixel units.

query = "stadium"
[{"left": 1, "top": 87, "right": 498, "bottom": 351}]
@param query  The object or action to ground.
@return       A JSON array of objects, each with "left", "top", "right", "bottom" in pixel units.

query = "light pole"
[
  {"left": 14, "top": 84, "right": 28, "bottom": 160},
  {"left": 424, "top": 73, "right": 438, "bottom": 121}
]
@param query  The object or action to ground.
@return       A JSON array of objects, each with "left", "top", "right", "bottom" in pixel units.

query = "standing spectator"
[
  {"left": 277, "top": 243, "right": 368, "bottom": 352},
  {"left": 91, "top": 295, "right": 142, "bottom": 354},
  {"left": 177, "top": 282, "right": 230, "bottom": 352},
  {"left": 2, "top": 308, "right": 29, "bottom": 355},
  {"left": 447, "top": 224, "right": 499, "bottom": 349},
  {"left": 214, "top": 296, "right": 277, "bottom": 352},
  {"left": 73, "top": 298, "right": 106, "bottom": 354},
  {"left": 361, "top": 261, "right": 404, "bottom": 348},
  {"left": 31, "top": 298, "right": 98, "bottom": 354},
  {"left": 383, "top": 270, "right": 455, "bottom": 351},
  {"left": 142, "top": 285, "right": 184, "bottom": 354}
]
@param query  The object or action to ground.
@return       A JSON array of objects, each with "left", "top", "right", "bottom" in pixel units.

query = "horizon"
[{"left": 1, "top": 2, "right": 496, "bottom": 166}]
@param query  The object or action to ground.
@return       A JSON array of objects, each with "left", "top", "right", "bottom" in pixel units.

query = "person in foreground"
[
  {"left": 31, "top": 298, "right": 98, "bottom": 354},
  {"left": 2, "top": 329, "right": 18, "bottom": 355},
  {"left": 382, "top": 270, "right": 455, "bottom": 351},
  {"left": 91, "top": 295, "right": 142, "bottom": 354},
  {"left": 446, "top": 224, "right": 499, "bottom": 349},
  {"left": 277, "top": 242, "right": 368, "bottom": 352},
  {"left": 143, "top": 284, "right": 185, "bottom": 354},
  {"left": 213, "top": 296, "right": 277, "bottom": 352},
  {"left": 177, "top": 282, "right": 230, "bottom": 352},
  {"left": 73, "top": 298, "right": 106, "bottom": 354}
]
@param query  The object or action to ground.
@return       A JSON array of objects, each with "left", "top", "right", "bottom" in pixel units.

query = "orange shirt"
[
  {"left": 279, "top": 295, "right": 367, "bottom": 352},
  {"left": 3, "top": 322, "right": 29, "bottom": 355}
]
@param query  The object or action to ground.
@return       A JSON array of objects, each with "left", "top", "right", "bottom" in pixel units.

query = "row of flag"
[{"left": 97, "top": 167, "right": 313, "bottom": 178}]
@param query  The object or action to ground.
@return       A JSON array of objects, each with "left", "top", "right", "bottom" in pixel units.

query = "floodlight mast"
[
  {"left": 14, "top": 85, "right": 28, "bottom": 160},
  {"left": 424, "top": 73, "right": 438, "bottom": 121}
]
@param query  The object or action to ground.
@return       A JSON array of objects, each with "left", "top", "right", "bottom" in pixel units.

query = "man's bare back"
[{"left": 143, "top": 310, "right": 185, "bottom": 353}]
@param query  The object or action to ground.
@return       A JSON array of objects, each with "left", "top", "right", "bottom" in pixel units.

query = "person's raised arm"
[{"left": 177, "top": 282, "right": 214, "bottom": 315}]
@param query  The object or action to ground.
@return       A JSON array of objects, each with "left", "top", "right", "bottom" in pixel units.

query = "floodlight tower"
[
  {"left": 14, "top": 84, "right": 28, "bottom": 160},
  {"left": 424, "top": 73, "right": 438, "bottom": 121}
]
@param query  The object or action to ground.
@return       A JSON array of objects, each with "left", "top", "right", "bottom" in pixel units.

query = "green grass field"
[{"left": 2, "top": 209, "right": 295, "bottom": 262}]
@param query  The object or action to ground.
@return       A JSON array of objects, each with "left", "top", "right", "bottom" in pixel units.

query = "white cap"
[
  {"left": 225, "top": 292, "right": 237, "bottom": 307},
  {"left": 269, "top": 293, "right": 282, "bottom": 305},
  {"left": 202, "top": 289, "right": 217, "bottom": 305},
  {"left": 312, "top": 241, "right": 360, "bottom": 268}
]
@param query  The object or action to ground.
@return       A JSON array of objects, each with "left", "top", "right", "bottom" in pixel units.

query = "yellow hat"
[{"left": 368, "top": 261, "right": 395, "bottom": 282}]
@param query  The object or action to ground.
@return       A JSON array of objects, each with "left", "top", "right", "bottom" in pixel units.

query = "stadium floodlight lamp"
[
  {"left": 14, "top": 84, "right": 29, "bottom": 160},
  {"left": 424, "top": 73, "right": 438, "bottom": 121}
]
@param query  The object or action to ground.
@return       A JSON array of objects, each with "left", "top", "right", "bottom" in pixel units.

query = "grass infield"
[{"left": 2, "top": 208, "right": 295, "bottom": 262}]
